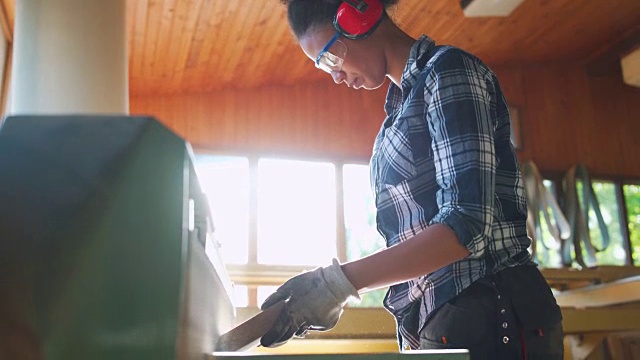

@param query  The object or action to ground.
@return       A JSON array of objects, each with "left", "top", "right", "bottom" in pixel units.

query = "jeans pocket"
[
  {"left": 419, "top": 302, "right": 488, "bottom": 349},
  {"left": 524, "top": 321, "right": 564, "bottom": 360}
]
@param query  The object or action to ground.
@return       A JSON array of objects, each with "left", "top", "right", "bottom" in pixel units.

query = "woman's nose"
[{"left": 330, "top": 70, "right": 345, "bottom": 84}]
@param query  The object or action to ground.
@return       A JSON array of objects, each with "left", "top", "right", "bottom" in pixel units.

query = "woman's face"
[{"left": 298, "top": 23, "right": 387, "bottom": 90}]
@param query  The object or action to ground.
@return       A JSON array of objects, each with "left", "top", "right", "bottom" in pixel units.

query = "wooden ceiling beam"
[
  {"left": 586, "top": 22, "right": 640, "bottom": 77},
  {"left": 0, "top": 0, "right": 12, "bottom": 43}
]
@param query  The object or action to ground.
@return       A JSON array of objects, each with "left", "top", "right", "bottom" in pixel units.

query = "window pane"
[
  {"left": 575, "top": 181, "right": 626, "bottom": 266},
  {"left": 232, "top": 285, "right": 249, "bottom": 308},
  {"left": 343, "top": 164, "right": 386, "bottom": 308},
  {"left": 257, "top": 158, "right": 336, "bottom": 266},
  {"left": 195, "top": 155, "right": 249, "bottom": 264},
  {"left": 257, "top": 286, "right": 278, "bottom": 307},
  {"left": 624, "top": 185, "right": 640, "bottom": 265}
]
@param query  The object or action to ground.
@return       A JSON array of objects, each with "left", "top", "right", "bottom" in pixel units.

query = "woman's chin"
[{"left": 363, "top": 81, "right": 384, "bottom": 90}]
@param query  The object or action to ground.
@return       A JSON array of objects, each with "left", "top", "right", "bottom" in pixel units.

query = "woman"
[{"left": 260, "top": 0, "right": 564, "bottom": 358}]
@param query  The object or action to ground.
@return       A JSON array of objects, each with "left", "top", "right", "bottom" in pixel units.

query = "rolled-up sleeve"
[{"left": 426, "top": 50, "right": 497, "bottom": 258}]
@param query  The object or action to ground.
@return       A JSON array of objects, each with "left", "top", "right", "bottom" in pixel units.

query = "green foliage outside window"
[
  {"left": 624, "top": 185, "right": 640, "bottom": 264},
  {"left": 534, "top": 180, "right": 635, "bottom": 268},
  {"left": 574, "top": 181, "right": 626, "bottom": 266}
]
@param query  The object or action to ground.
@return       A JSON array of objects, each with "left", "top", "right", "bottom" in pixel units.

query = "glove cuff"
[{"left": 322, "top": 259, "right": 360, "bottom": 304}]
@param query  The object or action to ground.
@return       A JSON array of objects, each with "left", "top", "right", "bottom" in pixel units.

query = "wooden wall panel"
[
  {"left": 587, "top": 70, "right": 640, "bottom": 178},
  {"left": 131, "top": 79, "right": 388, "bottom": 161},
  {"left": 520, "top": 65, "right": 590, "bottom": 173},
  {"left": 131, "top": 66, "right": 640, "bottom": 177},
  {"left": 519, "top": 65, "right": 640, "bottom": 178}
]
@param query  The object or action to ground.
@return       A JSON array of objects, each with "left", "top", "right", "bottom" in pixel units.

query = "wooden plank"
[
  {"left": 184, "top": 0, "right": 217, "bottom": 70},
  {"left": 208, "top": 2, "right": 257, "bottom": 90},
  {"left": 185, "top": 0, "right": 225, "bottom": 92},
  {"left": 563, "top": 307, "right": 640, "bottom": 334},
  {"left": 171, "top": 0, "right": 203, "bottom": 88},
  {"left": 157, "top": 0, "right": 186, "bottom": 92},
  {"left": 214, "top": 299, "right": 286, "bottom": 352},
  {"left": 130, "top": 0, "right": 149, "bottom": 82},
  {"left": 554, "top": 275, "right": 640, "bottom": 308},
  {"left": 235, "top": 2, "right": 288, "bottom": 87},
  {"left": 141, "top": 0, "right": 164, "bottom": 79},
  {"left": 201, "top": 1, "right": 242, "bottom": 92}
]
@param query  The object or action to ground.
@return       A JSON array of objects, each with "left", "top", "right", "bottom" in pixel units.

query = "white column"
[{"left": 10, "top": 0, "right": 128, "bottom": 115}]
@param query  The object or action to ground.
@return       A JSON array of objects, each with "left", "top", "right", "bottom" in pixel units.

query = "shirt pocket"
[{"left": 374, "top": 117, "right": 424, "bottom": 188}]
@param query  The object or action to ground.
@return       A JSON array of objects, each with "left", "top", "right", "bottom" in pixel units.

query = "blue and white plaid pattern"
[{"left": 370, "top": 35, "right": 533, "bottom": 350}]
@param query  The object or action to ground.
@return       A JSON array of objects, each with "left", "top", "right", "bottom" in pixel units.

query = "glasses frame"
[{"left": 315, "top": 32, "right": 347, "bottom": 74}]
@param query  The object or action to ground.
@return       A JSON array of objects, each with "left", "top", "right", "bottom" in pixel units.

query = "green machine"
[
  {"left": 0, "top": 116, "right": 469, "bottom": 360},
  {"left": 0, "top": 115, "right": 235, "bottom": 359}
]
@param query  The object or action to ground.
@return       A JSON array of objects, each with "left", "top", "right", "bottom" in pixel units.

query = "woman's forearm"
[{"left": 341, "top": 223, "right": 471, "bottom": 293}]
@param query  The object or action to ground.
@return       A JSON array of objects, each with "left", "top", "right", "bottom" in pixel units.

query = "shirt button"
[
  {"left": 502, "top": 322, "right": 508, "bottom": 329},
  {"left": 503, "top": 336, "right": 510, "bottom": 344},
  {"left": 500, "top": 308, "right": 506, "bottom": 315}
]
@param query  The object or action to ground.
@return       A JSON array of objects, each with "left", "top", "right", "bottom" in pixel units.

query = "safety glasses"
[{"left": 315, "top": 32, "right": 347, "bottom": 74}]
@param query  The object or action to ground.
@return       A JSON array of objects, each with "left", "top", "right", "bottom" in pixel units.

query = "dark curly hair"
[{"left": 280, "top": 0, "right": 399, "bottom": 39}]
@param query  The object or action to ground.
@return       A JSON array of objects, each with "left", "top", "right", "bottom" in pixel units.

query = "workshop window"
[
  {"left": 195, "top": 154, "right": 387, "bottom": 308},
  {"left": 196, "top": 154, "right": 640, "bottom": 308}
]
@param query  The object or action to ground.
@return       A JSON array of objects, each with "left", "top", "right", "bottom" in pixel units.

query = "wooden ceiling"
[{"left": 3, "top": 0, "right": 640, "bottom": 95}]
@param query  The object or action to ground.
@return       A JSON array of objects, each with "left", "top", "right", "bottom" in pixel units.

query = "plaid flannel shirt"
[{"left": 369, "top": 35, "right": 533, "bottom": 349}]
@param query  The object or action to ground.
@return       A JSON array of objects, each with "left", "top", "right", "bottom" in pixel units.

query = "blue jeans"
[{"left": 419, "top": 265, "right": 564, "bottom": 360}]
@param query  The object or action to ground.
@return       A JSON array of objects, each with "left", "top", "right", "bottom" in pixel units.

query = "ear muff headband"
[{"left": 334, "top": 0, "right": 384, "bottom": 40}]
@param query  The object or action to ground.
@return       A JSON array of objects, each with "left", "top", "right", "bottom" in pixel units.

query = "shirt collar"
[{"left": 384, "top": 35, "right": 436, "bottom": 116}]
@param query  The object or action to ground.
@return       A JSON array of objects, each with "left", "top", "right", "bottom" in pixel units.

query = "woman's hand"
[{"left": 259, "top": 259, "right": 359, "bottom": 347}]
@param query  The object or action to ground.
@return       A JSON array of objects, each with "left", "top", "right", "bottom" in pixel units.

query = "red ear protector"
[{"left": 334, "top": 0, "right": 384, "bottom": 40}]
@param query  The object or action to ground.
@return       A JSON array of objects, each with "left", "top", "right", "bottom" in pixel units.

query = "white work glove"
[{"left": 259, "top": 259, "right": 360, "bottom": 348}]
